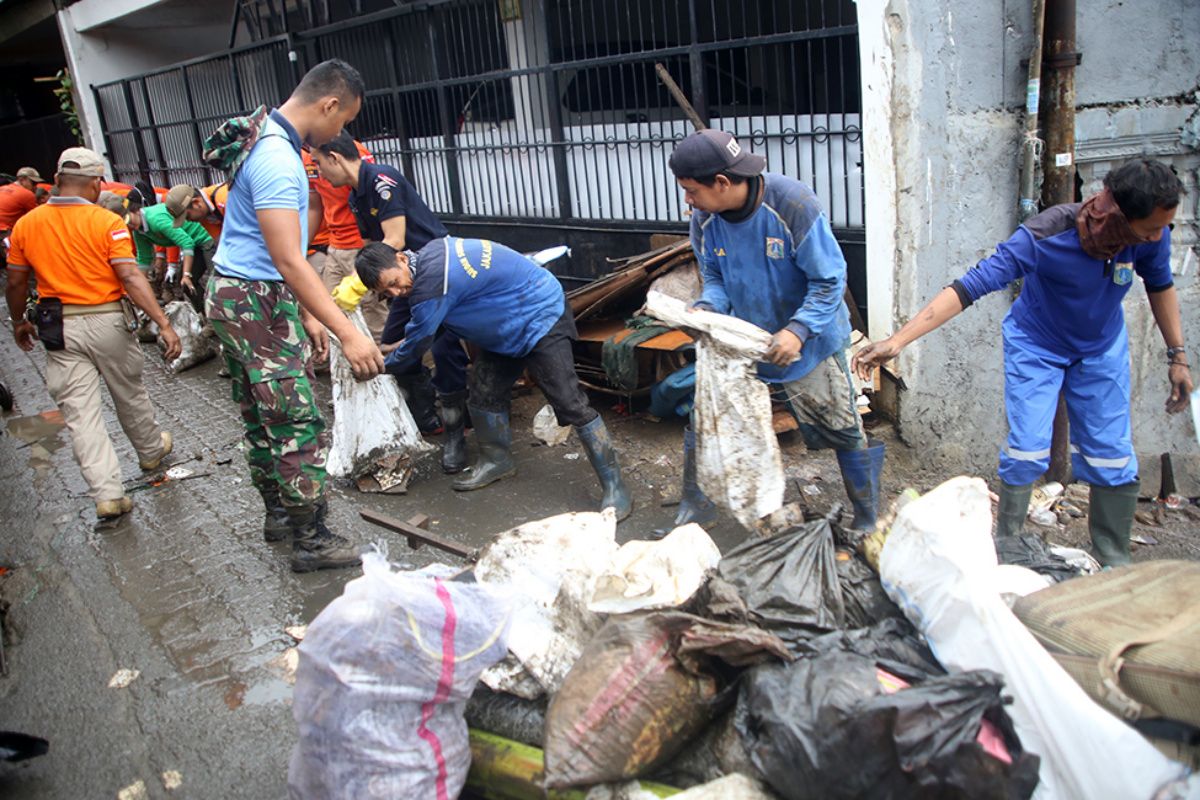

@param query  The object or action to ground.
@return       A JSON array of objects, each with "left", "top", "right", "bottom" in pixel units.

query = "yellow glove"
[{"left": 332, "top": 273, "right": 369, "bottom": 312}]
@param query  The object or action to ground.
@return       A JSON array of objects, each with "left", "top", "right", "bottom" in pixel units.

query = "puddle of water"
[{"left": 6, "top": 410, "right": 66, "bottom": 475}]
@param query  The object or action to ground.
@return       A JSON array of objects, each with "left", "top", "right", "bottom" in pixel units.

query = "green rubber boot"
[
  {"left": 995, "top": 481, "right": 1034, "bottom": 538},
  {"left": 1089, "top": 481, "right": 1139, "bottom": 567}
]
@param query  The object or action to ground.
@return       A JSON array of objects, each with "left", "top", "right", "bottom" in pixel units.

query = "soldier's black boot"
[
  {"left": 452, "top": 408, "right": 515, "bottom": 491},
  {"left": 439, "top": 390, "right": 469, "bottom": 474},
  {"left": 288, "top": 499, "right": 362, "bottom": 573},
  {"left": 576, "top": 415, "right": 633, "bottom": 521},
  {"left": 257, "top": 483, "right": 291, "bottom": 543},
  {"left": 395, "top": 368, "right": 443, "bottom": 435}
]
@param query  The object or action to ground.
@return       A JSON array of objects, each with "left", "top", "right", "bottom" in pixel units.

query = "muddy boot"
[
  {"left": 395, "top": 369, "right": 443, "bottom": 435},
  {"left": 452, "top": 407, "right": 515, "bottom": 491},
  {"left": 652, "top": 425, "right": 716, "bottom": 539},
  {"left": 288, "top": 500, "right": 362, "bottom": 573},
  {"left": 995, "top": 481, "right": 1034, "bottom": 538},
  {"left": 1089, "top": 481, "right": 1139, "bottom": 567},
  {"left": 257, "top": 485, "right": 291, "bottom": 543},
  {"left": 96, "top": 496, "right": 133, "bottom": 520},
  {"left": 439, "top": 390, "right": 468, "bottom": 474},
  {"left": 576, "top": 415, "right": 633, "bottom": 521},
  {"left": 836, "top": 440, "right": 886, "bottom": 531},
  {"left": 138, "top": 430, "right": 173, "bottom": 471}
]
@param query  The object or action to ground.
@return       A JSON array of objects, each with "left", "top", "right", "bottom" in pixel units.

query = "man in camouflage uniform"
[{"left": 205, "top": 60, "right": 383, "bottom": 572}]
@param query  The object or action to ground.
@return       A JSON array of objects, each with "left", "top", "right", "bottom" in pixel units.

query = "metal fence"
[{"left": 94, "top": 0, "right": 862, "bottom": 229}]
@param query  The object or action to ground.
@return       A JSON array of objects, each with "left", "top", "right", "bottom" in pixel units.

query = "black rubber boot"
[
  {"left": 652, "top": 425, "right": 716, "bottom": 539},
  {"left": 452, "top": 407, "right": 515, "bottom": 491},
  {"left": 1089, "top": 481, "right": 1139, "bottom": 567},
  {"left": 995, "top": 481, "right": 1034, "bottom": 538},
  {"left": 395, "top": 369, "right": 443, "bottom": 435},
  {"left": 287, "top": 499, "right": 362, "bottom": 573},
  {"left": 576, "top": 415, "right": 633, "bottom": 521},
  {"left": 257, "top": 484, "right": 291, "bottom": 543},
  {"left": 835, "top": 440, "right": 886, "bottom": 531},
  {"left": 439, "top": 390, "right": 468, "bottom": 474}
]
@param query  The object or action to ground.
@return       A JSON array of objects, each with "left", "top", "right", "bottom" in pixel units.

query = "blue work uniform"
[
  {"left": 954, "top": 203, "right": 1174, "bottom": 486},
  {"left": 346, "top": 161, "right": 467, "bottom": 394}
]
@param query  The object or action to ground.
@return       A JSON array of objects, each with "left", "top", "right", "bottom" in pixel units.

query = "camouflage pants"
[{"left": 206, "top": 274, "right": 329, "bottom": 508}]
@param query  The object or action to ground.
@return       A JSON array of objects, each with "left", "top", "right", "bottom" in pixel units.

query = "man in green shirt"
[{"left": 133, "top": 186, "right": 214, "bottom": 304}]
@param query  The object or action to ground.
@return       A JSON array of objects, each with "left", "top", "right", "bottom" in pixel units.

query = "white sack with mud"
[
  {"left": 160, "top": 301, "right": 218, "bottom": 373},
  {"left": 644, "top": 291, "right": 784, "bottom": 528},
  {"left": 327, "top": 310, "right": 435, "bottom": 492}
]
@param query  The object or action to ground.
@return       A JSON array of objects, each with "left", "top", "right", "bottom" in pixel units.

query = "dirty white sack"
[
  {"left": 645, "top": 290, "right": 784, "bottom": 528},
  {"left": 475, "top": 509, "right": 619, "bottom": 699},
  {"left": 532, "top": 403, "right": 572, "bottom": 446},
  {"left": 588, "top": 523, "right": 721, "bottom": 614},
  {"left": 161, "top": 301, "right": 216, "bottom": 373},
  {"left": 671, "top": 774, "right": 780, "bottom": 800},
  {"left": 880, "top": 476, "right": 1197, "bottom": 800},
  {"left": 327, "top": 310, "right": 435, "bottom": 486}
]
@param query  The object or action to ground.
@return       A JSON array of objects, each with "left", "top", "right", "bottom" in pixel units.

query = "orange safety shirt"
[
  {"left": 0, "top": 183, "right": 38, "bottom": 230},
  {"left": 199, "top": 183, "right": 229, "bottom": 240},
  {"left": 301, "top": 151, "right": 331, "bottom": 250},
  {"left": 6, "top": 196, "right": 134, "bottom": 306}
]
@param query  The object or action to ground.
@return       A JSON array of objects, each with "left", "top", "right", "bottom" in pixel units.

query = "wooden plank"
[{"left": 359, "top": 508, "right": 475, "bottom": 560}]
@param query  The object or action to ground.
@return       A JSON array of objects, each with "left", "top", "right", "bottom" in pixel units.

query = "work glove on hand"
[
  {"left": 164, "top": 265, "right": 179, "bottom": 283},
  {"left": 332, "top": 274, "right": 369, "bottom": 312}
]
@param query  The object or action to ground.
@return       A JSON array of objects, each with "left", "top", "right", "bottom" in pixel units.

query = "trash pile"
[{"left": 288, "top": 471, "right": 1200, "bottom": 799}]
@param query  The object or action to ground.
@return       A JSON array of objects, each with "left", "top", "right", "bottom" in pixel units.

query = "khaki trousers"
[
  {"left": 45, "top": 312, "right": 164, "bottom": 501},
  {"left": 323, "top": 246, "right": 389, "bottom": 342}
]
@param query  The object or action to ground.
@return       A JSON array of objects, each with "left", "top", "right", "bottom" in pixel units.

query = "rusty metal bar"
[{"left": 359, "top": 508, "right": 475, "bottom": 560}]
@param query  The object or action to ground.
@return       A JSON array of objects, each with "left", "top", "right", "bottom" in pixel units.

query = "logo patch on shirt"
[
  {"left": 111, "top": 229, "right": 130, "bottom": 241},
  {"left": 714, "top": 247, "right": 726, "bottom": 257},
  {"left": 765, "top": 237, "right": 785, "bottom": 259},
  {"left": 1113, "top": 262, "right": 1133, "bottom": 285}
]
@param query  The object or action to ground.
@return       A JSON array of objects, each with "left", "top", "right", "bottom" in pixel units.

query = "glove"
[
  {"left": 164, "top": 265, "right": 178, "bottom": 283},
  {"left": 332, "top": 273, "right": 369, "bottom": 312}
]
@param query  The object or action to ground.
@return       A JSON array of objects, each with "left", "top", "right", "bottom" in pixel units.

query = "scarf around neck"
[{"left": 1076, "top": 187, "right": 1144, "bottom": 261}]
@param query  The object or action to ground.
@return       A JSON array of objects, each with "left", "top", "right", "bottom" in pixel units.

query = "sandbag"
[
  {"left": 879, "top": 477, "right": 1197, "bottom": 799},
  {"left": 327, "top": 309, "right": 435, "bottom": 492},
  {"left": 288, "top": 552, "right": 512, "bottom": 800},
  {"left": 645, "top": 290, "right": 784, "bottom": 527},
  {"left": 544, "top": 611, "right": 788, "bottom": 788},
  {"left": 588, "top": 523, "right": 721, "bottom": 615},
  {"left": 161, "top": 300, "right": 217, "bottom": 373},
  {"left": 1013, "top": 560, "right": 1200, "bottom": 727},
  {"left": 475, "top": 510, "right": 618, "bottom": 699},
  {"left": 711, "top": 515, "right": 844, "bottom": 651}
]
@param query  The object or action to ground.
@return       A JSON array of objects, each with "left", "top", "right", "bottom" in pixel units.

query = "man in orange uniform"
[
  {"left": 5, "top": 148, "right": 181, "bottom": 520},
  {"left": 0, "top": 167, "right": 45, "bottom": 239},
  {"left": 302, "top": 142, "right": 389, "bottom": 340}
]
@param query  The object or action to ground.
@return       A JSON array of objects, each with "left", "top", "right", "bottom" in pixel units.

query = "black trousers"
[{"left": 470, "top": 306, "right": 597, "bottom": 428}]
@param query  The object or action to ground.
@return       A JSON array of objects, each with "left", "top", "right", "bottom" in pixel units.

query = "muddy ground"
[{"left": 0, "top": 313, "right": 1197, "bottom": 798}]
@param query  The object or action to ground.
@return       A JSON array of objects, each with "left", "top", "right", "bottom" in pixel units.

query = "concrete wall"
[{"left": 859, "top": 0, "right": 1200, "bottom": 485}]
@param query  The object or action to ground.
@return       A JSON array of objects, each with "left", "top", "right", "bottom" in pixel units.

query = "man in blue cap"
[{"left": 664, "top": 128, "right": 883, "bottom": 534}]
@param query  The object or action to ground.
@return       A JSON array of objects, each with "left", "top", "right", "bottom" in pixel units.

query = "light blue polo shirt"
[{"left": 212, "top": 110, "right": 309, "bottom": 281}]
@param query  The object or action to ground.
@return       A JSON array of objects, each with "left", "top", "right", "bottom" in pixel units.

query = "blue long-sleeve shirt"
[
  {"left": 383, "top": 237, "right": 564, "bottom": 373},
  {"left": 955, "top": 204, "right": 1174, "bottom": 358},
  {"left": 690, "top": 172, "right": 851, "bottom": 382}
]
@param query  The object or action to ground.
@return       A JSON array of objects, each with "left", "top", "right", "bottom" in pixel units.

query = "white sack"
[
  {"left": 327, "top": 310, "right": 435, "bottom": 486},
  {"left": 645, "top": 291, "right": 784, "bottom": 528},
  {"left": 588, "top": 523, "right": 721, "bottom": 614},
  {"left": 533, "top": 403, "right": 572, "bottom": 446},
  {"left": 880, "top": 476, "right": 1196, "bottom": 800},
  {"left": 475, "top": 509, "right": 619, "bottom": 698},
  {"left": 162, "top": 300, "right": 217, "bottom": 373}
]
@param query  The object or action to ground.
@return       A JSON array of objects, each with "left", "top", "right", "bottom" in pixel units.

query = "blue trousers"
[{"left": 999, "top": 316, "right": 1137, "bottom": 487}]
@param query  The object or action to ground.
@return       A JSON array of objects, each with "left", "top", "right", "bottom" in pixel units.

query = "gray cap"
[
  {"left": 668, "top": 129, "right": 765, "bottom": 179},
  {"left": 57, "top": 147, "right": 106, "bottom": 178}
]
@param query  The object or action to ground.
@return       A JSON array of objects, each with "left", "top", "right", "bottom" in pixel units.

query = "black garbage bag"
[
  {"left": 791, "top": 619, "right": 945, "bottom": 683},
  {"left": 836, "top": 550, "right": 907, "bottom": 629},
  {"left": 465, "top": 686, "right": 547, "bottom": 748},
  {"left": 712, "top": 516, "right": 844, "bottom": 650},
  {"left": 736, "top": 650, "right": 1040, "bottom": 800},
  {"left": 994, "top": 535, "right": 1078, "bottom": 583}
]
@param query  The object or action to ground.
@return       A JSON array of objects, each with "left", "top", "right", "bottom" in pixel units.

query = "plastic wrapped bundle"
[{"left": 161, "top": 300, "right": 217, "bottom": 373}]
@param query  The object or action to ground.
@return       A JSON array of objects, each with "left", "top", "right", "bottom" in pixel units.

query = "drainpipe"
[
  {"left": 1041, "top": 0, "right": 1079, "bottom": 485},
  {"left": 1017, "top": 0, "right": 1047, "bottom": 223}
]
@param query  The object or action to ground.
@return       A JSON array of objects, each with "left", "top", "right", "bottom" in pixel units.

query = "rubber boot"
[
  {"left": 836, "top": 440, "right": 886, "bottom": 531},
  {"left": 257, "top": 484, "right": 292, "bottom": 543},
  {"left": 288, "top": 499, "right": 362, "bottom": 573},
  {"left": 452, "top": 407, "right": 515, "bottom": 491},
  {"left": 1089, "top": 481, "right": 1139, "bottom": 567},
  {"left": 994, "top": 481, "right": 1034, "bottom": 538},
  {"left": 395, "top": 369, "right": 443, "bottom": 435},
  {"left": 439, "top": 390, "right": 468, "bottom": 474},
  {"left": 652, "top": 425, "right": 717, "bottom": 539},
  {"left": 575, "top": 415, "right": 633, "bottom": 521}
]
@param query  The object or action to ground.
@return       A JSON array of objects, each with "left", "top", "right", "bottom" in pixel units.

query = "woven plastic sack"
[
  {"left": 161, "top": 300, "right": 217, "bottom": 373},
  {"left": 288, "top": 552, "right": 512, "bottom": 800}
]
